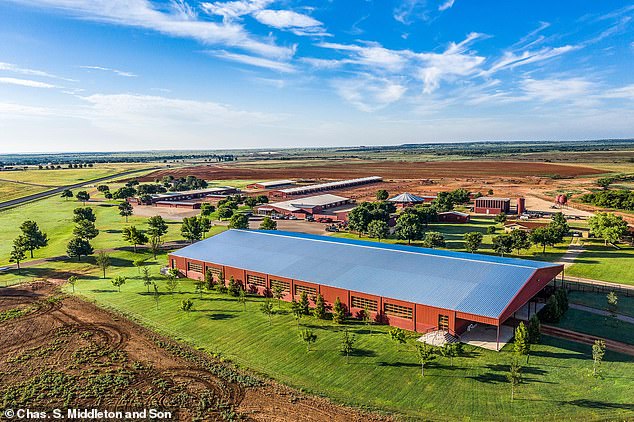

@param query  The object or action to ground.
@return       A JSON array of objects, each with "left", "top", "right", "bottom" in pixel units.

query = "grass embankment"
[
  {"left": 24, "top": 252, "right": 629, "bottom": 421},
  {"left": 568, "top": 291, "right": 634, "bottom": 318},
  {"left": 567, "top": 240, "right": 634, "bottom": 286},
  {"left": 553, "top": 308, "right": 634, "bottom": 345},
  {"left": 334, "top": 218, "right": 569, "bottom": 263}
]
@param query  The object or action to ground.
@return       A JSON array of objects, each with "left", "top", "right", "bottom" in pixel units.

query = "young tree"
[
  {"left": 165, "top": 272, "right": 178, "bottom": 295},
  {"left": 66, "top": 237, "right": 93, "bottom": 261},
  {"left": 313, "top": 294, "right": 326, "bottom": 319},
  {"left": 389, "top": 327, "right": 407, "bottom": 349},
  {"left": 607, "top": 291, "right": 618, "bottom": 319},
  {"left": 61, "top": 189, "right": 73, "bottom": 200},
  {"left": 19, "top": 220, "right": 48, "bottom": 258},
  {"left": 527, "top": 314, "right": 541, "bottom": 344},
  {"left": 299, "top": 329, "right": 317, "bottom": 351},
  {"left": 95, "top": 250, "right": 111, "bottom": 279},
  {"left": 492, "top": 234, "right": 514, "bottom": 256},
  {"left": 194, "top": 278, "right": 206, "bottom": 299},
  {"left": 67, "top": 275, "right": 78, "bottom": 293},
  {"left": 463, "top": 231, "right": 483, "bottom": 253},
  {"left": 238, "top": 286, "right": 247, "bottom": 311},
  {"left": 367, "top": 219, "right": 389, "bottom": 241},
  {"left": 118, "top": 201, "right": 134, "bottom": 222},
  {"left": 147, "top": 215, "right": 168, "bottom": 241},
  {"left": 361, "top": 306, "right": 373, "bottom": 333},
  {"left": 415, "top": 342, "right": 436, "bottom": 377},
  {"left": 340, "top": 328, "right": 356, "bottom": 364},
  {"left": 514, "top": 322, "right": 531, "bottom": 363},
  {"left": 422, "top": 231, "right": 445, "bottom": 248},
  {"left": 76, "top": 190, "right": 90, "bottom": 205},
  {"left": 228, "top": 213, "right": 249, "bottom": 229},
  {"left": 272, "top": 285, "right": 285, "bottom": 309},
  {"left": 592, "top": 339, "right": 606, "bottom": 377},
  {"left": 73, "top": 219, "right": 99, "bottom": 241},
  {"left": 73, "top": 207, "right": 96, "bottom": 223},
  {"left": 299, "top": 291, "right": 310, "bottom": 315},
  {"left": 148, "top": 235, "right": 163, "bottom": 259},
  {"left": 260, "top": 299, "right": 274, "bottom": 325},
  {"left": 507, "top": 357, "right": 522, "bottom": 401},
  {"left": 291, "top": 299, "right": 304, "bottom": 328},
  {"left": 111, "top": 275, "right": 126, "bottom": 292},
  {"left": 180, "top": 298, "right": 194, "bottom": 312},
  {"left": 9, "top": 238, "right": 27, "bottom": 274},
  {"left": 440, "top": 342, "right": 463, "bottom": 367},
  {"left": 228, "top": 276, "right": 241, "bottom": 296},
  {"left": 332, "top": 297, "right": 346, "bottom": 324},
  {"left": 259, "top": 216, "right": 277, "bottom": 230},
  {"left": 181, "top": 216, "right": 203, "bottom": 243},
  {"left": 142, "top": 267, "right": 152, "bottom": 293},
  {"left": 376, "top": 189, "right": 389, "bottom": 201},
  {"left": 122, "top": 226, "right": 148, "bottom": 253}
]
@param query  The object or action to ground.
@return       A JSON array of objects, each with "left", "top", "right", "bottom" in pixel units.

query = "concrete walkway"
[
  {"left": 569, "top": 303, "right": 634, "bottom": 324},
  {"left": 556, "top": 238, "right": 585, "bottom": 268}
]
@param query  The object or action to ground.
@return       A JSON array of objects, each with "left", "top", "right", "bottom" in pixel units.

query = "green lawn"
[
  {"left": 7, "top": 251, "right": 622, "bottom": 421},
  {"left": 568, "top": 291, "right": 634, "bottom": 318},
  {"left": 0, "top": 163, "right": 152, "bottom": 186},
  {"left": 334, "top": 218, "right": 569, "bottom": 263},
  {"left": 553, "top": 308, "right": 634, "bottom": 345},
  {"left": 566, "top": 240, "right": 634, "bottom": 285},
  {"left": 0, "top": 190, "right": 226, "bottom": 266},
  {"left": 0, "top": 181, "right": 50, "bottom": 202}
]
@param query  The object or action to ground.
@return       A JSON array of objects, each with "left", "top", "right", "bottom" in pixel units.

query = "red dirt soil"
[{"left": 139, "top": 161, "right": 603, "bottom": 182}]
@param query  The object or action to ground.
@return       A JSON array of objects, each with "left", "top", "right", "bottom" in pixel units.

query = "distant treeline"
[
  {"left": 0, "top": 153, "right": 237, "bottom": 166},
  {"left": 579, "top": 190, "right": 634, "bottom": 211}
]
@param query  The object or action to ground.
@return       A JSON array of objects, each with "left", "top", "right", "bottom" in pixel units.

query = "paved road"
[{"left": 0, "top": 167, "right": 157, "bottom": 211}]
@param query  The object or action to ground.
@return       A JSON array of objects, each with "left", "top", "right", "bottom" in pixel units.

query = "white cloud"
[
  {"left": 334, "top": 74, "right": 406, "bottom": 112},
  {"left": 11, "top": 0, "right": 293, "bottom": 59},
  {"left": 252, "top": 10, "right": 327, "bottom": 36},
  {"left": 393, "top": 0, "right": 428, "bottom": 25},
  {"left": 483, "top": 45, "right": 579, "bottom": 76},
  {"left": 79, "top": 65, "right": 137, "bottom": 77},
  {"left": 207, "top": 50, "right": 296, "bottom": 72},
  {"left": 438, "top": 0, "right": 455, "bottom": 12},
  {"left": 0, "top": 77, "right": 58, "bottom": 88},
  {"left": 0, "top": 61, "right": 75, "bottom": 81},
  {"left": 201, "top": 0, "right": 272, "bottom": 21},
  {"left": 318, "top": 42, "right": 408, "bottom": 72}
]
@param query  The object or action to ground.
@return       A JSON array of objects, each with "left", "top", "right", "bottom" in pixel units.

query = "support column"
[
  {"left": 527, "top": 301, "right": 531, "bottom": 320},
  {"left": 496, "top": 324, "right": 500, "bottom": 351}
]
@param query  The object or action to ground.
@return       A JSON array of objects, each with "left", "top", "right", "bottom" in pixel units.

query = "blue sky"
[{"left": 0, "top": 1, "right": 633, "bottom": 153}]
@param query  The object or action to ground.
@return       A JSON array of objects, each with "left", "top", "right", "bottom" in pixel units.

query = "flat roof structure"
[
  {"left": 171, "top": 230, "right": 562, "bottom": 321},
  {"left": 248, "top": 180, "right": 296, "bottom": 189},
  {"left": 272, "top": 176, "right": 382, "bottom": 197},
  {"left": 264, "top": 194, "right": 350, "bottom": 213}
]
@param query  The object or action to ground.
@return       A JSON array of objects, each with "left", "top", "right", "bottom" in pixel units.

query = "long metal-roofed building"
[
  {"left": 169, "top": 230, "right": 563, "bottom": 349},
  {"left": 254, "top": 193, "right": 353, "bottom": 221},
  {"left": 247, "top": 180, "right": 296, "bottom": 189},
  {"left": 270, "top": 176, "right": 382, "bottom": 198}
]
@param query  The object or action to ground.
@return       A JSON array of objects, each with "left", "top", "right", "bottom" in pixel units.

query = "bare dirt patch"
[
  {"left": 139, "top": 161, "right": 603, "bottom": 183},
  {"left": 0, "top": 281, "right": 387, "bottom": 421}
]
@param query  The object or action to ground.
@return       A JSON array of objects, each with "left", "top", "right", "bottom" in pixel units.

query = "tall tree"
[
  {"left": 9, "top": 238, "right": 27, "bottom": 274},
  {"left": 367, "top": 220, "right": 389, "bottom": 241},
  {"left": 76, "top": 190, "right": 90, "bottom": 205},
  {"left": 463, "top": 232, "right": 483, "bottom": 253},
  {"left": 415, "top": 342, "right": 436, "bottom": 377},
  {"left": 510, "top": 229, "right": 531, "bottom": 255},
  {"left": 118, "top": 201, "right": 134, "bottom": 222},
  {"left": 588, "top": 212, "right": 628, "bottom": 246},
  {"left": 492, "top": 234, "right": 514, "bottom": 256},
  {"left": 340, "top": 328, "right": 356, "bottom": 364},
  {"left": 376, "top": 189, "right": 389, "bottom": 201},
  {"left": 73, "top": 219, "right": 99, "bottom": 241},
  {"left": 199, "top": 216, "right": 213, "bottom": 238},
  {"left": 259, "top": 216, "right": 277, "bottom": 230},
  {"left": 228, "top": 213, "right": 249, "bottom": 229},
  {"left": 529, "top": 227, "right": 557, "bottom": 254},
  {"left": 66, "top": 237, "right": 93, "bottom": 261},
  {"left": 73, "top": 207, "right": 96, "bottom": 223},
  {"left": 61, "top": 189, "right": 73, "bottom": 200},
  {"left": 95, "top": 251, "right": 111, "bottom": 279},
  {"left": 122, "top": 226, "right": 148, "bottom": 252},
  {"left": 181, "top": 216, "right": 203, "bottom": 243},
  {"left": 19, "top": 220, "right": 48, "bottom": 258},
  {"left": 395, "top": 212, "right": 423, "bottom": 245}
]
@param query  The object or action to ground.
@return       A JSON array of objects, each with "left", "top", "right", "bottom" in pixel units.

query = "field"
[
  {"left": 566, "top": 240, "right": 634, "bottom": 286},
  {"left": 0, "top": 279, "right": 377, "bottom": 421},
  {"left": 35, "top": 252, "right": 632, "bottom": 421},
  {"left": 568, "top": 291, "right": 634, "bottom": 318},
  {"left": 139, "top": 160, "right": 604, "bottom": 182}
]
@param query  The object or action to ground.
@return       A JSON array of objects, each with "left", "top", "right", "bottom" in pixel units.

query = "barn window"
[
  {"left": 351, "top": 296, "right": 378, "bottom": 312},
  {"left": 294, "top": 284, "right": 317, "bottom": 297},
  {"left": 247, "top": 274, "right": 266, "bottom": 287},
  {"left": 270, "top": 279, "right": 290, "bottom": 293},
  {"left": 384, "top": 303, "right": 413, "bottom": 320},
  {"left": 205, "top": 266, "right": 223, "bottom": 278},
  {"left": 187, "top": 262, "right": 203, "bottom": 273}
]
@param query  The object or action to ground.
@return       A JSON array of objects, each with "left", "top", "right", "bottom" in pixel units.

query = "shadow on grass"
[
  {"left": 377, "top": 361, "right": 419, "bottom": 368},
  {"left": 565, "top": 399, "right": 634, "bottom": 411},
  {"left": 206, "top": 313, "right": 237, "bottom": 321},
  {"left": 91, "top": 289, "right": 119, "bottom": 293},
  {"left": 485, "top": 364, "right": 548, "bottom": 376}
]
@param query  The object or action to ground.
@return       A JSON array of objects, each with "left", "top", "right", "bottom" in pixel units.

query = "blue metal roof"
[{"left": 171, "top": 230, "right": 561, "bottom": 319}]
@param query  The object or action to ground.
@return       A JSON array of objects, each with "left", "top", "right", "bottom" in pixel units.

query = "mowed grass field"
[
  {"left": 568, "top": 291, "right": 634, "bottom": 318},
  {"left": 333, "top": 218, "right": 570, "bottom": 263},
  {"left": 566, "top": 240, "right": 634, "bottom": 286},
  {"left": 0, "top": 181, "right": 50, "bottom": 202},
  {"left": 33, "top": 252, "right": 633, "bottom": 421},
  {"left": 0, "top": 163, "right": 153, "bottom": 186},
  {"left": 0, "top": 189, "right": 225, "bottom": 266}
]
